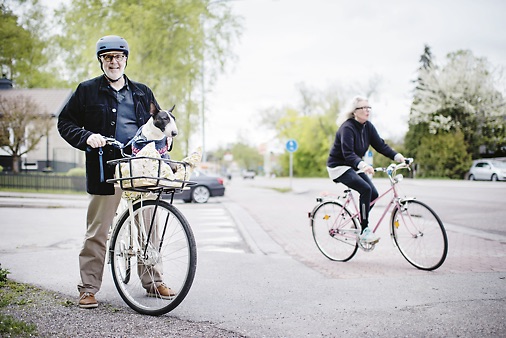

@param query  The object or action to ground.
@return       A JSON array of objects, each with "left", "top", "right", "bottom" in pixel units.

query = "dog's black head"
[{"left": 150, "top": 104, "right": 178, "bottom": 138}]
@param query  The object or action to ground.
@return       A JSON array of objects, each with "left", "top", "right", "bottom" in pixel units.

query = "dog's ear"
[{"left": 149, "top": 102, "right": 159, "bottom": 116}]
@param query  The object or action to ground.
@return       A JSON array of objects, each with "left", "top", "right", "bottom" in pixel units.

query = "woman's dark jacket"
[
  {"left": 57, "top": 75, "right": 159, "bottom": 195},
  {"left": 327, "top": 118, "right": 398, "bottom": 169}
]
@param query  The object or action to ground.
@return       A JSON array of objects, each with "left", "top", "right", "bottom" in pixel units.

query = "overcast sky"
[
  {"left": 202, "top": 0, "right": 506, "bottom": 151},
  {"left": 38, "top": 0, "right": 506, "bottom": 152}
]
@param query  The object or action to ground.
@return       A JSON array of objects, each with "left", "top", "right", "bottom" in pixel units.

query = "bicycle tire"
[
  {"left": 391, "top": 199, "right": 448, "bottom": 271},
  {"left": 311, "top": 200, "right": 359, "bottom": 262},
  {"left": 110, "top": 199, "right": 197, "bottom": 315}
]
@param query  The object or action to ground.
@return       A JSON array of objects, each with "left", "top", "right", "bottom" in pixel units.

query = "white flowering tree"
[
  {"left": 412, "top": 49, "right": 505, "bottom": 154},
  {"left": 406, "top": 47, "right": 506, "bottom": 178}
]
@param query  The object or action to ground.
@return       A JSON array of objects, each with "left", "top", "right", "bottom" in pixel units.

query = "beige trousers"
[{"left": 78, "top": 187, "right": 162, "bottom": 294}]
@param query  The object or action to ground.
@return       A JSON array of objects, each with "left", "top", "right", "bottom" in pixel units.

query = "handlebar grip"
[{"left": 102, "top": 137, "right": 124, "bottom": 149}]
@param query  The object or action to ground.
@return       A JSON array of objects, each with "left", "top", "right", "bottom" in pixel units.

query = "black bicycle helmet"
[{"left": 96, "top": 35, "right": 129, "bottom": 57}]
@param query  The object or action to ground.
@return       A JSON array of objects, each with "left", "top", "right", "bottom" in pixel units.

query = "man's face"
[{"left": 99, "top": 52, "right": 127, "bottom": 81}]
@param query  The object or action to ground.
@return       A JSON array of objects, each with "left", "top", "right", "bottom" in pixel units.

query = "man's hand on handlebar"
[{"left": 86, "top": 133, "right": 106, "bottom": 148}]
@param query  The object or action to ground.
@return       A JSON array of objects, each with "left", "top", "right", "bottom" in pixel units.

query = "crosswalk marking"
[{"left": 176, "top": 204, "right": 248, "bottom": 254}]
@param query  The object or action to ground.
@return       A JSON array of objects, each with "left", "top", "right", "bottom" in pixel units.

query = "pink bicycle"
[{"left": 309, "top": 159, "right": 448, "bottom": 271}]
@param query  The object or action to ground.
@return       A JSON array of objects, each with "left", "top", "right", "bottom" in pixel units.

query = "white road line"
[{"left": 178, "top": 205, "right": 248, "bottom": 253}]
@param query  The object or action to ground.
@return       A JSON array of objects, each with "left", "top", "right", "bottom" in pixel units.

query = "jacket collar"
[
  {"left": 349, "top": 118, "right": 367, "bottom": 129},
  {"left": 97, "top": 74, "right": 144, "bottom": 96}
]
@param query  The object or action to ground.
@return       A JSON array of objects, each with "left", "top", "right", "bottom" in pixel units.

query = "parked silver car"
[{"left": 468, "top": 159, "right": 506, "bottom": 181}]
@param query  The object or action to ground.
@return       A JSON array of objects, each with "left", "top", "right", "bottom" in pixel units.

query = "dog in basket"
[
  {"left": 117, "top": 104, "right": 202, "bottom": 199},
  {"left": 131, "top": 104, "right": 178, "bottom": 160}
]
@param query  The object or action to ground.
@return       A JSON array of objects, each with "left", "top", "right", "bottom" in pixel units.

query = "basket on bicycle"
[{"left": 106, "top": 155, "right": 194, "bottom": 193}]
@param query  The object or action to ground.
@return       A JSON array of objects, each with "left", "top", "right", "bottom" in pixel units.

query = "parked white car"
[
  {"left": 468, "top": 159, "right": 506, "bottom": 181},
  {"left": 242, "top": 170, "right": 256, "bottom": 179}
]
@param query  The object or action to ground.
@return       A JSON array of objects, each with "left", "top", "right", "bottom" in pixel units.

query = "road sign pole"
[
  {"left": 285, "top": 139, "right": 298, "bottom": 191},
  {"left": 289, "top": 152, "right": 293, "bottom": 190}
]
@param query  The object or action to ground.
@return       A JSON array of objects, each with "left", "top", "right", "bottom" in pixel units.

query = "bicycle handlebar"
[
  {"left": 374, "top": 158, "right": 414, "bottom": 176},
  {"left": 103, "top": 137, "right": 125, "bottom": 149}
]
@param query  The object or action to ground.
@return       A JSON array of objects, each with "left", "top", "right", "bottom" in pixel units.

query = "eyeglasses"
[
  {"left": 355, "top": 106, "right": 372, "bottom": 111},
  {"left": 100, "top": 54, "right": 126, "bottom": 62}
]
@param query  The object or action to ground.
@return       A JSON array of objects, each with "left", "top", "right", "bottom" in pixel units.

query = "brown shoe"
[
  {"left": 147, "top": 284, "right": 176, "bottom": 300},
  {"left": 79, "top": 292, "right": 98, "bottom": 308}
]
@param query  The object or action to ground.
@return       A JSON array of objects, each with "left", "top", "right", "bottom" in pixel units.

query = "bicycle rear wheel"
[
  {"left": 110, "top": 199, "right": 197, "bottom": 315},
  {"left": 311, "top": 201, "right": 359, "bottom": 262},
  {"left": 391, "top": 199, "right": 448, "bottom": 271}
]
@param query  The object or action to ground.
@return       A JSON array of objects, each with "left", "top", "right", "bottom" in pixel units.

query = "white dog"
[{"left": 131, "top": 104, "right": 178, "bottom": 158}]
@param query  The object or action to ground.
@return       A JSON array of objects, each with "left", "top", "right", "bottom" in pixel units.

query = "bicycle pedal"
[{"left": 359, "top": 238, "right": 380, "bottom": 245}]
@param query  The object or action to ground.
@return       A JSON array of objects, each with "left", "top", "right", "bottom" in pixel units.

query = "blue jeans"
[{"left": 333, "top": 169, "right": 378, "bottom": 229}]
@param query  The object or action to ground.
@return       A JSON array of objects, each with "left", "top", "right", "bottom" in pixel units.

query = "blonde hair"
[{"left": 337, "top": 95, "right": 368, "bottom": 126}]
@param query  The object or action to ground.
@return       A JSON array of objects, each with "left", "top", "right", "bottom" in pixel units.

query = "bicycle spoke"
[
  {"left": 311, "top": 201, "right": 359, "bottom": 262},
  {"left": 392, "top": 200, "right": 448, "bottom": 270},
  {"left": 110, "top": 200, "right": 196, "bottom": 315}
]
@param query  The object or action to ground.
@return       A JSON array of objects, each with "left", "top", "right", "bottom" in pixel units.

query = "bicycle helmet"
[{"left": 96, "top": 35, "right": 129, "bottom": 57}]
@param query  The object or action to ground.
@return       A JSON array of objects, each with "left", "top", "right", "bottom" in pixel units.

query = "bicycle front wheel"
[
  {"left": 391, "top": 200, "right": 448, "bottom": 271},
  {"left": 311, "top": 201, "right": 359, "bottom": 262},
  {"left": 110, "top": 199, "right": 197, "bottom": 316}
]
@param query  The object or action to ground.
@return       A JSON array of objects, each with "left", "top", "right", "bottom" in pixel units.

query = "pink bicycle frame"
[{"left": 344, "top": 180, "right": 402, "bottom": 234}]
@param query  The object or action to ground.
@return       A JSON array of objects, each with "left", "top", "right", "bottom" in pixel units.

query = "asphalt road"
[{"left": 0, "top": 177, "right": 505, "bottom": 337}]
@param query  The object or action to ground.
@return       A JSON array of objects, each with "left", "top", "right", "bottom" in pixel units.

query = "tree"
[
  {"left": 0, "top": 1, "right": 62, "bottom": 88},
  {"left": 405, "top": 44, "right": 435, "bottom": 161},
  {"left": 411, "top": 49, "right": 506, "bottom": 157},
  {"left": 208, "top": 142, "right": 262, "bottom": 174},
  {"left": 406, "top": 47, "right": 506, "bottom": 177},
  {"left": 284, "top": 114, "right": 335, "bottom": 177},
  {"left": 0, "top": 94, "right": 53, "bottom": 173},
  {"left": 260, "top": 84, "right": 342, "bottom": 177},
  {"left": 416, "top": 130, "right": 471, "bottom": 179},
  {"left": 53, "top": 0, "right": 242, "bottom": 157}
]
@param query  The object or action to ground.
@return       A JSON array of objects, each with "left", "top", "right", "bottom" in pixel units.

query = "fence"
[{"left": 0, "top": 173, "right": 86, "bottom": 192}]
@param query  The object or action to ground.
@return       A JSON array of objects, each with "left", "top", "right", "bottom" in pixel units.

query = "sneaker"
[
  {"left": 79, "top": 292, "right": 98, "bottom": 309},
  {"left": 147, "top": 283, "right": 177, "bottom": 300},
  {"left": 359, "top": 227, "right": 380, "bottom": 243}
]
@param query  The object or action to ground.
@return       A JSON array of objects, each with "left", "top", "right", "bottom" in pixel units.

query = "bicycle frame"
[
  {"left": 116, "top": 188, "right": 178, "bottom": 264},
  {"left": 318, "top": 162, "right": 414, "bottom": 246}
]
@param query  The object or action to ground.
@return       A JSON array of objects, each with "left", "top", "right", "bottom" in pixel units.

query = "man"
[{"left": 58, "top": 35, "right": 175, "bottom": 308}]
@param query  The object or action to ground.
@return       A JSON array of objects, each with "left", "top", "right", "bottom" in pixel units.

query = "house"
[{"left": 0, "top": 77, "right": 80, "bottom": 173}]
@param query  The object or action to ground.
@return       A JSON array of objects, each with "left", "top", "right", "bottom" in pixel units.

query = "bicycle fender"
[
  {"left": 389, "top": 197, "right": 417, "bottom": 245},
  {"left": 308, "top": 200, "right": 346, "bottom": 225}
]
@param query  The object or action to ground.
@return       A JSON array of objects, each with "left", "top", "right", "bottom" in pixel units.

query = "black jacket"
[
  {"left": 57, "top": 75, "right": 159, "bottom": 195},
  {"left": 327, "top": 118, "right": 398, "bottom": 169}
]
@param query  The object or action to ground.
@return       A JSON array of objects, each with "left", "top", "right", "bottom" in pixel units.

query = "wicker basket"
[{"left": 106, "top": 156, "right": 192, "bottom": 193}]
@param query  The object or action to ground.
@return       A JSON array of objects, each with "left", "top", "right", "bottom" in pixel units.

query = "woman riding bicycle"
[{"left": 326, "top": 95, "right": 405, "bottom": 243}]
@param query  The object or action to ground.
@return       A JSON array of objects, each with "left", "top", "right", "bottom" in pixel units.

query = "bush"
[
  {"left": 416, "top": 130, "right": 472, "bottom": 178},
  {"left": 66, "top": 167, "right": 86, "bottom": 177},
  {"left": 0, "top": 265, "right": 9, "bottom": 285}
]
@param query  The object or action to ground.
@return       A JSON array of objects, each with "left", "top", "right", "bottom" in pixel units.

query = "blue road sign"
[{"left": 286, "top": 139, "right": 298, "bottom": 153}]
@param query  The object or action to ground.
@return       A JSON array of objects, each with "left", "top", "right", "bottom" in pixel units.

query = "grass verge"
[{"left": 0, "top": 266, "right": 38, "bottom": 337}]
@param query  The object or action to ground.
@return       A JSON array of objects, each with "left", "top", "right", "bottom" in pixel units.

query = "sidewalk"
[{"left": 0, "top": 191, "right": 89, "bottom": 208}]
